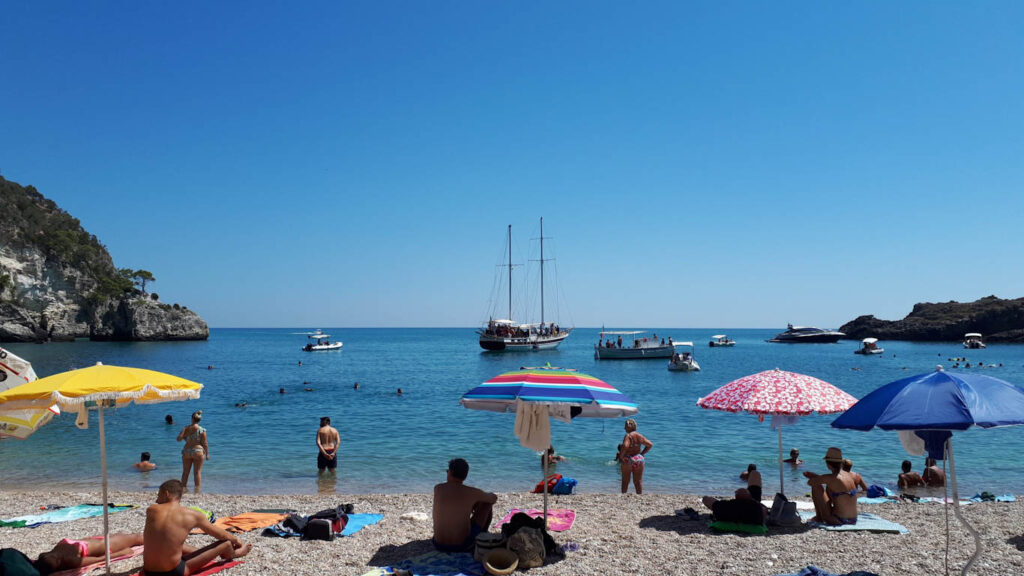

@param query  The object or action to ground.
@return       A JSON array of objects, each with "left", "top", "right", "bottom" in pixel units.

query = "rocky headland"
[
  {"left": 0, "top": 176, "right": 208, "bottom": 342},
  {"left": 839, "top": 295, "right": 1024, "bottom": 343}
]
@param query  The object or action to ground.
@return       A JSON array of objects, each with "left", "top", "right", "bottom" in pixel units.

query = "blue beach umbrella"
[{"left": 832, "top": 367, "right": 1024, "bottom": 576}]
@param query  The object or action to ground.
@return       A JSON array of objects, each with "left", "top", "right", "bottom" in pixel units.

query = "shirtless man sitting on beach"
[
  {"left": 803, "top": 447, "right": 859, "bottom": 525},
  {"left": 143, "top": 479, "right": 251, "bottom": 576},
  {"left": 898, "top": 459, "right": 925, "bottom": 489},
  {"left": 432, "top": 458, "right": 497, "bottom": 552},
  {"left": 316, "top": 416, "right": 340, "bottom": 473}
]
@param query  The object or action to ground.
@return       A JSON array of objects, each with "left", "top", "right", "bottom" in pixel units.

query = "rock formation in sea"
[
  {"left": 0, "top": 176, "right": 208, "bottom": 342},
  {"left": 839, "top": 295, "right": 1024, "bottom": 343}
]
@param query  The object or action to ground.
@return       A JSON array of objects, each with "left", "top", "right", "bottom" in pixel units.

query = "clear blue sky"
[{"left": 2, "top": 2, "right": 1022, "bottom": 328}]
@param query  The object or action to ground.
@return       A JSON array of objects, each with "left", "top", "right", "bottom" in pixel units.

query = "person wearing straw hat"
[{"left": 803, "top": 447, "right": 859, "bottom": 525}]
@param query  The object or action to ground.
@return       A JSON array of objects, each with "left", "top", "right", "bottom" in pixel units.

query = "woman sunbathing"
[{"left": 35, "top": 533, "right": 144, "bottom": 575}]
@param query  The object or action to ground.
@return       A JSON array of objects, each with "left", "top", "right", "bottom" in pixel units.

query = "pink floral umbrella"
[{"left": 697, "top": 369, "right": 857, "bottom": 496}]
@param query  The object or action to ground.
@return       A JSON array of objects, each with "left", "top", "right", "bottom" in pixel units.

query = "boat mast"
[
  {"left": 540, "top": 217, "right": 545, "bottom": 327},
  {"left": 507, "top": 224, "right": 513, "bottom": 322}
]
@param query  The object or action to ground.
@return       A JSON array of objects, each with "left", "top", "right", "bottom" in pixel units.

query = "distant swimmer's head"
[
  {"left": 141, "top": 452, "right": 151, "bottom": 462},
  {"left": 747, "top": 463, "right": 757, "bottom": 472},
  {"left": 157, "top": 479, "right": 184, "bottom": 503},
  {"left": 624, "top": 419, "right": 637, "bottom": 432},
  {"left": 165, "top": 414, "right": 174, "bottom": 425},
  {"left": 790, "top": 449, "right": 800, "bottom": 458},
  {"left": 902, "top": 460, "right": 913, "bottom": 473},
  {"left": 191, "top": 410, "right": 202, "bottom": 424},
  {"left": 448, "top": 458, "right": 470, "bottom": 481},
  {"left": 320, "top": 416, "right": 331, "bottom": 427}
]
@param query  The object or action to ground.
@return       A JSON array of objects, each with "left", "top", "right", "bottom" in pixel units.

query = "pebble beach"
[{"left": 3, "top": 489, "right": 1024, "bottom": 575}]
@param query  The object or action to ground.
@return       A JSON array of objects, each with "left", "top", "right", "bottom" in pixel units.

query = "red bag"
[{"left": 531, "top": 473, "right": 562, "bottom": 494}]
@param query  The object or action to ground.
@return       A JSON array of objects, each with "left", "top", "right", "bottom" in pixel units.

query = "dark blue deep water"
[{"left": 2, "top": 328, "right": 1023, "bottom": 496}]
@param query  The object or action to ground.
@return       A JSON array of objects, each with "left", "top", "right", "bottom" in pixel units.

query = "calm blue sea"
[{"left": 2, "top": 328, "right": 1023, "bottom": 497}]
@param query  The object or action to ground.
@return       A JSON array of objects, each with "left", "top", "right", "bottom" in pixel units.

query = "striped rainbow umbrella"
[
  {"left": 461, "top": 364, "right": 637, "bottom": 523},
  {"left": 461, "top": 364, "right": 637, "bottom": 417}
]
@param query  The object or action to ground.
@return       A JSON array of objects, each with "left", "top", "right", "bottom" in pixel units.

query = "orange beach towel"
[{"left": 191, "top": 512, "right": 287, "bottom": 534}]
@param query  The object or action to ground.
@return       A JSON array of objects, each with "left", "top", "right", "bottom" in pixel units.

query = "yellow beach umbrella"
[
  {"left": 0, "top": 346, "right": 59, "bottom": 440},
  {"left": 0, "top": 362, "right": 202, "bottom": 574}
]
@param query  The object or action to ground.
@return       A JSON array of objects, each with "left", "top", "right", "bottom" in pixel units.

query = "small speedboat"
[
  {"left": 963, "top": 333, "right": 986, "bottom": 349},
  {"left": 768, "top": 324, "right": 844, "bottom": 343},
  {"left": 854, "top": 337, "right": 884, "bottom": 355},
  {"left": 302, "top": 330, "right": 343, "bottom": 351},
  {"left": 708, "top": 334, "right": 736, "bottom": 347},
  {"left": 668, "top": 342, "right": 700, "bottom": 372}
]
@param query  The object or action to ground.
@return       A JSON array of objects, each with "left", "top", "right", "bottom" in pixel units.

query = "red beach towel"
[{"left": 496, "top": 508, "right": 576, "bottom": 531}]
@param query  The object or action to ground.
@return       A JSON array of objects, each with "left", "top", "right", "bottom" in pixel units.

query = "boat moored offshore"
[
  {"left": 963, "top": 333, "right": 986, "bottom": 349},
  {"left": 595, "top": 331, "right": 674, "bottom": 359},
  {"left": 302, "top": 330, "right": 343, "bottom": 351},
  {"left": 854, "top": 337, "right": 884, "bottom": 355},
  {"left": 768, "top": 324, "right": 845, "bottom": 343}
]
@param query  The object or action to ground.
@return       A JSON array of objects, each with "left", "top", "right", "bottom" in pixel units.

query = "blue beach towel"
[
  {"left": 0, "top": 504, "right": 134, "bottom": 528},
  {"left": 262, "top": 513, "right": 384, "bottom": 538},
  {"left": 360, "top": 551, "right": 484, "bottom": 576},
  {"left": 341, "top": 513, "right": 384, "bottom": 536},
  {"left": 855, "top": 497, "right": 896, "bottom": 505},
  {"left": 798, "top": 511, "right": 908, "bottom": 534}
]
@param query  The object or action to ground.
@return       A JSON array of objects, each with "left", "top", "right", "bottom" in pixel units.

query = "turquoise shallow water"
[{"left": 2, "top": 328, "right": 1023, "bottom": 496}]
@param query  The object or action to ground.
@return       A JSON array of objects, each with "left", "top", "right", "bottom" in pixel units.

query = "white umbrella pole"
[
  {"left": 542, "top": 453, "right": 549, "bottom": 527},
  {"left": 948, "top": 438, "right": 982, "bottom": 576},
  {"left": 777, "top": 427, "right": 784, "bottom": 497},
  {"left": 99, "top": 403, "right": 110, "bottom": 575}
]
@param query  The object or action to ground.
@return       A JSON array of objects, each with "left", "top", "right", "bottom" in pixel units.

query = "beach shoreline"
[{"left": 3, "top": 489, "right": 1023, "bottom": 575}]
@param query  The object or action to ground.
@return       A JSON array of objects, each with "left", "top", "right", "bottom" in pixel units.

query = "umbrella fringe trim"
[{"left": 0, "top": 387, "right": 201, "bottom": 410}]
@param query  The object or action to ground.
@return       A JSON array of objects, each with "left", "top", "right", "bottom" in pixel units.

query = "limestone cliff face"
[
  {"left": 839, "top": 296, "right": 1024, "bottom": 343},
  {"left": 0, "top": 176, "right": 208, "bottom": 342}
]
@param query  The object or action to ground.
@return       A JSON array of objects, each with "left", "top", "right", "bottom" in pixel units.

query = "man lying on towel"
[
  {"left": 702, "top": 488, "right": 767, "bottom": 525},
  {"left": 143, "top": 480, "right": 252, "bottom": 576}
]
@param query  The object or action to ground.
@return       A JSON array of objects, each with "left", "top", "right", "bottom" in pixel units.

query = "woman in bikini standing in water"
[
  {"left": 617, "top": 418, "right": 653, "bottom": 494},
  {"left": 178, "top": 410, "right": 209, "bottom": 493}
]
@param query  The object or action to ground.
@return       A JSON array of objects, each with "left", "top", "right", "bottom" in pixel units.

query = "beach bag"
[
  {"left": 767, "top": 493, "right": 801, "bottom": 527},
  {"left": 551, "top": 477, "right": 577, "bottom": 495},
  {"left": 866, "top": 484, "right": 887, "bottom": 498},
  {"left": 0, "top": 548, "right": 39, "bottom": 576},
  {"left": 310, "top": 505, "right": 350, "bottom": 533},
  {"left": 507, "top": 526, "right": 545, "bottom": 569},
  {"left": 301, "top": 518, "right": 334, "bottom": 541},
  {"left": 531, "top": 474, "right": 562, "bottom": 494},
  {"left": 473, "top": 532, "right": 507, "bottom": 563},
  {"left": 283, "top": 513, "right": 308, "bottom": 533}
]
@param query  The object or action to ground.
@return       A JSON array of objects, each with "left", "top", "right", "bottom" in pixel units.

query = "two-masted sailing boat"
[{"left": 478, "top": 218, "right": 572, "bottom": 351}]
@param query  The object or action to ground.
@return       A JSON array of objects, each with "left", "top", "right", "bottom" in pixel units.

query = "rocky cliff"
[
  {"left": 839, "top": 296, "right": 1024, "bottom": 343},
  {"left": 0, "top": 176, "right": 208, "bottom": 342}
]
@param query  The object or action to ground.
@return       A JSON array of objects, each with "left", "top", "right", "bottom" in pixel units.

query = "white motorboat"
[
  {"left": 478, "top": 219, "right": 572, "bottom": 351},
  {"left": 302, "top": 330, "right": 343, "bottom": 351},
  {"left": 668, "top": 342, "right": 701, "bottom": 371},
  {"left": 963, "top": 333, "right": 986, "bottom": 349},
  {"left": 708, "top": 334, "right": 736, "bottom": 347},
  {"left": 854, "top": 337, "right": 884, "bottom": 355},
  {"left": 595, "top": 331, "right": 674, "bottom": 359}
]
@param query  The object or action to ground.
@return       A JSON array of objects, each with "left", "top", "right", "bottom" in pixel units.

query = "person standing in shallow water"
[
  {"left": 618, "top": 419, "right": 652, "bottom": 494},
  {"left": 178, "top": 410, "right": 208, "bottom": 493},
  {"left": 317, "top": 416, "right": 339, "bottom": 473}
]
